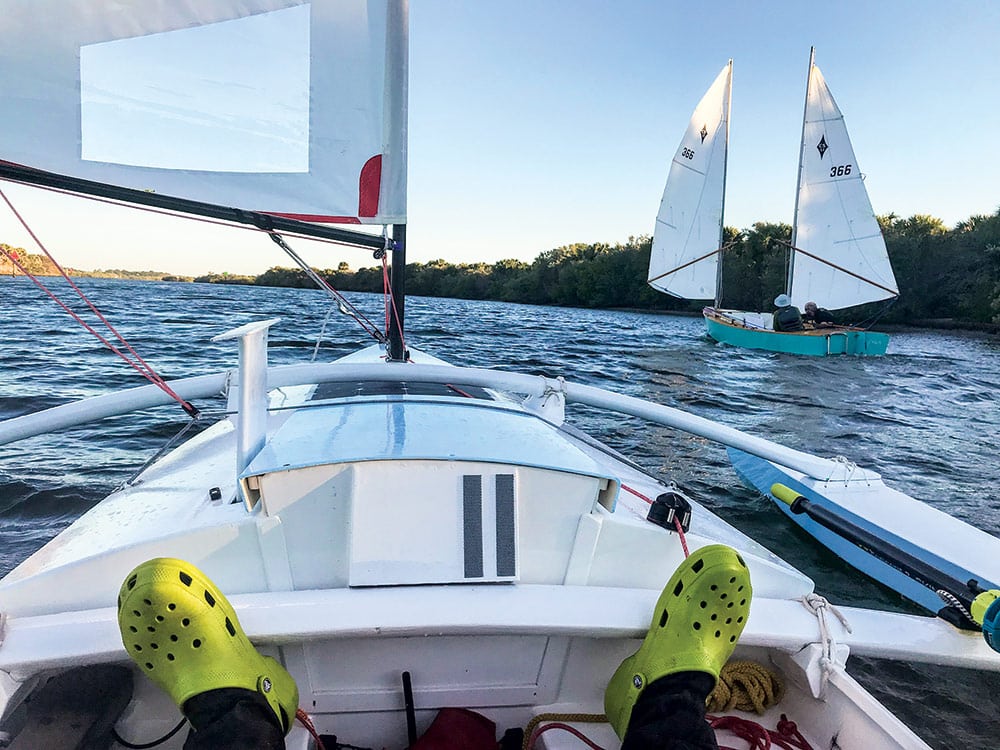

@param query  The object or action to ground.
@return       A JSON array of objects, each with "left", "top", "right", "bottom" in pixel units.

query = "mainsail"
[
  {"left": 0, "top": 0, "right": 407, "bottom": 226},
  {"left": 647, "top": 62, "right": 731, "bottom": 300},
  {"left": 789, "top": 55, "right": 897, "bottom": 310}
]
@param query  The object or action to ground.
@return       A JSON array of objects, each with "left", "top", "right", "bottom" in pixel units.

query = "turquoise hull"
[{"left": 703, "top": 310, "right": 889, "bottom": 356}]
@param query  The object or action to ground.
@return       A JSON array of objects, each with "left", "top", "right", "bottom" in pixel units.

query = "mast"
[
  {"left": 787, "top": 47, "right": 815, "bottom": 296},
  {"left": 385, "top": 0, "right": 409, "bottom": 362},
  {"left": 387, "top": 223, "right": 407, "bottom": 360},
  {"left": 713, "top": 60, "right": 733, "bottom": 308}
]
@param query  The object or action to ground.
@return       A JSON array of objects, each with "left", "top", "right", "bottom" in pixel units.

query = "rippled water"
[{"left": 2, "top": 276, "right": 999, "bottom": 747}]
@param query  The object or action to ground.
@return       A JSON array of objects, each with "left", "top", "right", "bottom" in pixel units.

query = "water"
[{"left": 2, "top": 276, "right": 999, "bottom": 746}]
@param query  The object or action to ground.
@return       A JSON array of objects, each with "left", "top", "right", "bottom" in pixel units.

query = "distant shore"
[
  {"left": 5, "top": 212, "right": 1000, "bottom": 332},
  {"left": 4, "top": 270, "right": 997, "bottom": 336}
]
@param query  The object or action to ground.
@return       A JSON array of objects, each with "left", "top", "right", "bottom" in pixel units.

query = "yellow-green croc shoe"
[
  {"left": 117, "top": 557, "right": 299, "bottom": 734},
  {"left": 604, "top": 544, "right": 751, "bottom": 738}
]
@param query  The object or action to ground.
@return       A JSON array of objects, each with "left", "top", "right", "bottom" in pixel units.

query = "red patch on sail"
[
  {"left": 271, "top": 213, "right": 361, "bottom": 224},
  {"left": 358, "top": 154, "right": 382, "bottom": 218}
]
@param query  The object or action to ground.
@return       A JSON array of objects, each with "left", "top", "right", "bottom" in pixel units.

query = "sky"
[{"left": 2, "top": 0, "right": 999, "bottom": 276}]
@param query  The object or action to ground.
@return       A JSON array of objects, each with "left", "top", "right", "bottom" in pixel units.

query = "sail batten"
[
  {"left": 647, "top": 62, "right": 731, "bottom": 301},
  {"left": 0, "top": 0, "right": 407, "bottom": 226}
]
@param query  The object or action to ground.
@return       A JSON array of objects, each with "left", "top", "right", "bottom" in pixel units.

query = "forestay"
[
  {"left": 0, "top": 0, "right": 407, "bottom": 224},
  {"left": 789, "top": 62, "right": 897, "bottom": 310},
  {"left": 647, "top": 62, "right": 731, "bottom": 300}
]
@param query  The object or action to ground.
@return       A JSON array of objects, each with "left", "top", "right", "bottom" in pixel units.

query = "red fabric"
[
  {"left": 268, "top": 212, "right": 362, "bottom": 224},
  {"left": 358, "top": 154, "right": 383, "bottom": 218},
  {"left": 410, "top": 708, "right": 497, "bottom": 750}
]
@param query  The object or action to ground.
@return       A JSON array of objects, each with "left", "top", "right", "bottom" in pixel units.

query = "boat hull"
[
  {"left": 728, "top": 448, "right": 1000, "bottom": 616},
  {"left": 703, "top": 308, "right": 889, "bottom": 356}
]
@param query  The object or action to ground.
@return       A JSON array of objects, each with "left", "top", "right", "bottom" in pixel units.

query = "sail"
[
  {"left": 789, "top": 63, "right": 897, "bottom": 310},
  {"left": 647, "top": 62, "right": 731, "bottom": 300},
  {"left": 0, "top": 0, "right": 407, "bottom": 225}
]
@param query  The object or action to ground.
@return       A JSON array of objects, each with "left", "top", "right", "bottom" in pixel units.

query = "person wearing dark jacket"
[
  {"left": 803, "top": 301, "right": 836, "bottom": 327},
  {"left": 772, "top": 294, "right": 804, "bottom": 332}
]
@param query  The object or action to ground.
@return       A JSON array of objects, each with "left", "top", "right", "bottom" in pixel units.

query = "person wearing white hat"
[{"left": 772, "top": 294, "right": 804, "bottom": 332}]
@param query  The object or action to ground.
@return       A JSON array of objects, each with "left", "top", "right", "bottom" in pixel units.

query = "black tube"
[
  {"left": 387, "top": 223, "right": 407, "bottom": 361},
  {"left": 786, "top": 493, "right": 981, "bottom": 609},
  {"left": 402, "top": 670, "right": 417, "bottom": 746},
  {"left": 0, "top": 161, "right": 387, "bottom": 250}
]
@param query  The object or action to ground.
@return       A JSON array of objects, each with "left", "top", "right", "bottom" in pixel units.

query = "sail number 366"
[{"left": 830, "top": 164, "right": 852, "bottom": 177}]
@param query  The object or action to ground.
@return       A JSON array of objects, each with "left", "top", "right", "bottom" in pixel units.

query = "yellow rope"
[
  {"left": 519, "top": 662, "right": 783, "bottom": 748},
  {"left": 522, "top": 713, "right": 607, "bottom": 750},
  {"left": 706, "top": 660, "right": 784, "bottom": 715}
]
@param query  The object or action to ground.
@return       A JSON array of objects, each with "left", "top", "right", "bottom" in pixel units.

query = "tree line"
[
  {"left": 238, "top": 210, "right": 1000, "bottom": 326},
  {"left": 5, "top": 208, "right": 1000, "bottom": 326}
]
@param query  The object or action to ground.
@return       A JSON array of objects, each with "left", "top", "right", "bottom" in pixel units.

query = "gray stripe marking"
[
  {"left": 463, "top": 475, "right": 483, "bottom": 578},
  {"left": 495, "top": 474, "right": 516, "bottom": 577}
]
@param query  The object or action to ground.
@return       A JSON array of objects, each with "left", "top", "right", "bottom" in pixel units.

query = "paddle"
[{"left": 771, "top": 483, "right": 1000, "bottom": 653}]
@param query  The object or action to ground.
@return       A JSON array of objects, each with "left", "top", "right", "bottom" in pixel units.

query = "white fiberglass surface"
[{"left": 80, "top": 6, "right": 310, "bottom": 173}]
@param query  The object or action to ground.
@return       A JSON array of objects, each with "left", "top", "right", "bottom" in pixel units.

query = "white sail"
[
  {"left": 789, "top": 61, "right": 897, "bottom": 310},
  {"left": 647, "top": 62, "right": 731, "bottom": 300},
  {"left": 0, "top": 0, "right": 407, "bottom": 225}
]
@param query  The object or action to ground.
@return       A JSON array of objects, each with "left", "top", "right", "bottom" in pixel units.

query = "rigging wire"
[
  {"left": 312, "top": 303, "right": 339, "bottom": 362},
  {"left": 1, "top": 179, "right": 404, "bottom": 385},
  {"left": 381, "top": 251, "right": 408, "bottom": 357},
  {"left": 268, "top": 232, "right": 386, "bottom": 344},
  {"left": 115, "top": 412, "right": 225, "bottom": 490},
  {"left": 0, "top": 187, "right": 199, "bottom": 417}
]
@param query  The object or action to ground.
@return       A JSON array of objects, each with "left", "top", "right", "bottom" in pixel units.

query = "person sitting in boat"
[
  {"left": 772, "top": 294, "right": 804, "bottom": 332},
  {"left": 117, "top": 546, "right": 751, "bottom": 750},
  {"left": 803, "top": 301, "right": 836, "bottom": 328}
]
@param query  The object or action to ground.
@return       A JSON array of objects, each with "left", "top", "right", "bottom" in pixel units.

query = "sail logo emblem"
[
  {"left": 816, "top": 135, "right": 829, "bottom": 159},
  {"left": 700, "top": 124, "right": 709, "bottom": 143}
]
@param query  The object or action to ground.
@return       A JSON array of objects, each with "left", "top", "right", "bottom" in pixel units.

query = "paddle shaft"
[{"left": 773, "top": 485, "right": 984, "bottom": 616}]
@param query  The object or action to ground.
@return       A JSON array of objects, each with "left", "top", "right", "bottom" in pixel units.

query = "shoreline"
[{"left": 3, "top": 273, "right": 996, "bottom": 336}]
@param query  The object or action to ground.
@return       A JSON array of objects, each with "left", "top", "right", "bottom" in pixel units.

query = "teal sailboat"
[{"left": 648, "top": 52, "right": 898, "bottom": 356}]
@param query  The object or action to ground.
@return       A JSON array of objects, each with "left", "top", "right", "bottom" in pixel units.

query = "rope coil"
[{"left": 707, "top": 660, "right": 785, "bottom": 714}]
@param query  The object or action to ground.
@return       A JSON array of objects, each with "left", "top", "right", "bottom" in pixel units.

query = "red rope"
[
  {"left": 621, "top": 484, "right": 690, "bottom": 557},
  {"left": 708, "top": 714, "right": 815, "bottom": 750},
  {"left": 621, "top": 484, "right": 653, "bottom": 504},
  {"left": 1, "top": 188, "right": 200, "bottom": 415},
  {"left": 381, "top": 254, "right": 408, "bottom": 358},
  {"left": 382, "top": 256, "right": 391, "bottom": 334},
  {"left": 674, "top": 516, "right": 691, "bottom": 558},
  {"left": 308, "top": 264, "right": 381, "bottom": 340},
  {"left": 295, "top": 708, "right": 326, "bottom": 750},
  {"left": 2, "top": 178, "right": 386, "bottom": 347}
]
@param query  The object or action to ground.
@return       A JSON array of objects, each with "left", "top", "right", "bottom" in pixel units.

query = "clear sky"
[{"left": 2, "top": 0, "right": 998, "bottom": 276}]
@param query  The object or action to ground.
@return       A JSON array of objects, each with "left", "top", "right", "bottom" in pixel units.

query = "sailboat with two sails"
[{"left": 647, "top": 51, "right": 899, "bottom": 356}]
